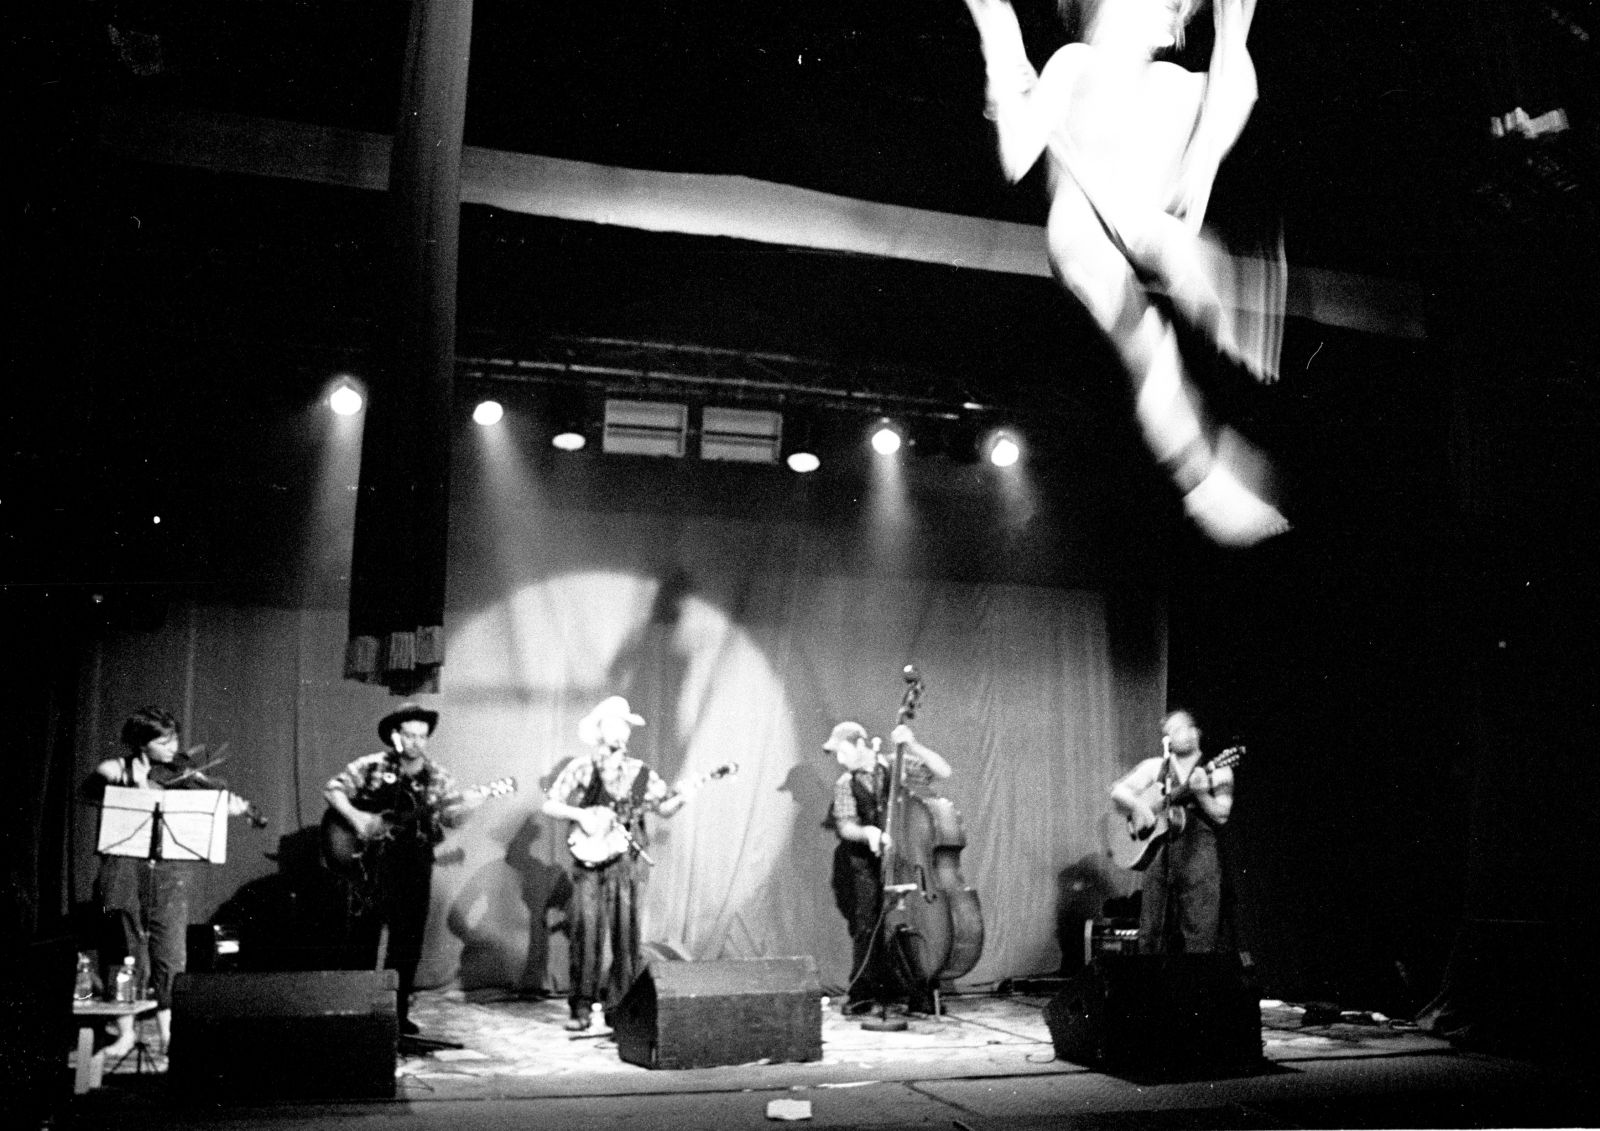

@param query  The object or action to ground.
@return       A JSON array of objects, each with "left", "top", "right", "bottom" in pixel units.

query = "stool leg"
[{"left": 74, "top": 1026, "right": 95, "bottom": 1094}]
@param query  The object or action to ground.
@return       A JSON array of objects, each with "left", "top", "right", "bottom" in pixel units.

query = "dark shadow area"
[
  {"left": 1054, "top": 855, "right": 1118, "bottom": 976},
  {"left": 212, "top": 826, "right": 373, "bottom": 972},
  {"left": 445, "top": 814, "right": 571, "bottom": 995}
]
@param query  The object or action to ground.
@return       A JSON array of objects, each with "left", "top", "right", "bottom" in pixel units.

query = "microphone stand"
[{"left": 1155, "top": 737, "right": 1177, "bottom": 955}]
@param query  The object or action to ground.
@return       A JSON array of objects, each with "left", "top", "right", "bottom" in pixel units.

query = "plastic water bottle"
[
  {"left": 74, "top": 953, "right": 96, "bottom": 1001},
  {"left": 113, "top": 957, "right": 137, "bottom": 1004}
]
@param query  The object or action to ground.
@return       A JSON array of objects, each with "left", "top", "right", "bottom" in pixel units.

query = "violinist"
[
  {"left": 823, "top": 720, "right": 952, "bottom": 1015},
  {"left": 89, "top": 706, "right": 256, "bottom": 1060}
]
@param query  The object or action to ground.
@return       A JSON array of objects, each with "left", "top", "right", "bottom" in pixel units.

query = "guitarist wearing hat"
[
  {"left": 323, "top": 702, "right": 483, "bottom": 1035},
  {"left": 1110, "top": 708, "right": 1235, "bottom": 954},
  {"left": 541, "top": 695, "right": 686, "bottom": 1032}
]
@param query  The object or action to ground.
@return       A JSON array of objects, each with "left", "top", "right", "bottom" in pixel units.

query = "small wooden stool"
[{"left": 72, "top": 999, "right": 156, "bottom": 1093}]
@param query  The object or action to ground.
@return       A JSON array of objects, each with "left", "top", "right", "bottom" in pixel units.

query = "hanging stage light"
[
  {"left": 472, "top": 400, "right": 504, "bottom": 426},
  {"left": 328, "top": 380, "right": 364, "bottom": 416},
  {"left": 781, "top": 409, "right": 821, "bottom": 473},
  {"left": 988, "top": 431, "right": 1022, "bottom": 468},
  {"left": 547, "top": 385, "right": 590, "bottom": 451},
  {"left": 871, "top": 420, "right": 903, "bottom": 456}
]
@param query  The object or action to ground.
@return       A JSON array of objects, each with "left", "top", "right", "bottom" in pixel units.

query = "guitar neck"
[
  {"left": 1157, "top": 749, "right": 1241, "bottom": 805},
  {"left": 674, "top": 764, "right": 736, "bottom": 802}
]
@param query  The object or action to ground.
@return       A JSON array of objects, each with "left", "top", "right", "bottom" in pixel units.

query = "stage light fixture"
[
  {"left": 871, "top": 421, "right": 903, "bottom": 456},
  {"left": 329, "top": 381, "right": 364, "bottom": 416},
  {"left": 988, "top": 431, "right": 1022, "bottom": 468},
  {"left": 603, "top": 399, "right": 688, "bottom": 457},
  {"left": 702, "top": 406, "right": 782, "bottom": 464},
  {"left": 546, "top": 386, "right": 590, "bottom": 452},
  {"left": 781, "top": 410, "right": 822, "bottom": 474},
  {"left": 472, "top": 400, "right": 504, "bottom": 426}
]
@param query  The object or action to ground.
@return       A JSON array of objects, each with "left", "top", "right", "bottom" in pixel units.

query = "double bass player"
[{"left": 822, "top": 719, "right": 953, "bottom": 1015}]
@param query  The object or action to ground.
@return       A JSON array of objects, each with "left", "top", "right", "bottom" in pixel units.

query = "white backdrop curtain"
[{"left": 73, "top": 460, "right": 1164, "bottom": 995}]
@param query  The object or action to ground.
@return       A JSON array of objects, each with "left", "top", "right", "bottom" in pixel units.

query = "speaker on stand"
[
  {"left": 611, "top": 957, "right": 822, "bottom": 1069},
  {"left": 169, "top": 969, "right": 398, "bottom": 1099},
  {"left": 1043, "top": 953, "right": 1262, "bottom": 1075}
]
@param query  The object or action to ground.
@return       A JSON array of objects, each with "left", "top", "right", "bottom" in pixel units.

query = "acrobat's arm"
[
  {"left": 1175, "top": 0, "right": 1260, "bottom": 229},
  {"left": 959, "top": 0, "right": 1072, "bottom": 184}
]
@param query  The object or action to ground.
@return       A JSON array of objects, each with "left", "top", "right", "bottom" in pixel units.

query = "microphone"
[{"left": 902, "top": 664, "right": 920, "bottom": 683}]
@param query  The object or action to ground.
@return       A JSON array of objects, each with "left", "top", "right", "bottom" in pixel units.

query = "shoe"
[
  {"left": 843, "top": 999, "right": 879, "bottom": 1016},
  {"left": 398, "top": 1019, "right": 420, "bottom": 1036},
  {"left": 563, "top": 1015, "right": 591, "bottom": 1032}
]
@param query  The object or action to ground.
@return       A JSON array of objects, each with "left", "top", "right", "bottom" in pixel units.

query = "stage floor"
[{"left": 76, "top": 990, "right": 1597, "bottom": 1129}]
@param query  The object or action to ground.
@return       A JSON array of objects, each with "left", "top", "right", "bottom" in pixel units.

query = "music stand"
[{"left": 98, "top": 785, "right": 230, "bottom": 863}]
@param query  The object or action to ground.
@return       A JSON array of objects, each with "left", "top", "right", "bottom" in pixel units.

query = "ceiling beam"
[{"left": 95, "top": 102, "right": 1427, "bottom": 340}]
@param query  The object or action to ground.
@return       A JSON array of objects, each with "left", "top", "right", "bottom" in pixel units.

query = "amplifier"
[
  {"left": 185, "top": 924, "right": 242, "bottom": 972},
  {"left": 1084, "top": 918, "right": 1141, "bottom": 964}
]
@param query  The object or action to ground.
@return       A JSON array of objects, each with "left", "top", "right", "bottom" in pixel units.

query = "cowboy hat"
[
  {"left": 378, "top": 702, "right": 439, "bottom": 743},
  {"left": 578, "top": 695, "right": 645, "bottom": 745},
  {"left": 822, "top": 721, "right": 868, "bottom": 752}
]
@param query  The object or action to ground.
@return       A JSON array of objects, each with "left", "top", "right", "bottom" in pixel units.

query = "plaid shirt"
[
  {"left": 831, "top": 750, "right": 935, "bottom": 829},
  {"left": 549, "top": 751, "right": 673, "bottom": 813},
  {"left": 326, "top": 751, "right": 462, "bottom": 845}
]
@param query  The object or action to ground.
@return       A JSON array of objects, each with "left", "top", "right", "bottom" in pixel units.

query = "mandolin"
[
  {"left": 566, "top": 763, "right": 737, "bottom": 867},
  {"left": 1104, "top": 747, "right": 1243, "bottom": 871}
]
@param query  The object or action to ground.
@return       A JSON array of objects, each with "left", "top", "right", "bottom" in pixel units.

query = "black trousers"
[
  {"left": 1139, "top": 818, "right": 1223, "bottom": 954},
  {"left": 372, "top": 839, "right": 433, "bottom": 1025},
  {"left": 831, "top": 844, "right": 902, "bottom": 1005}
]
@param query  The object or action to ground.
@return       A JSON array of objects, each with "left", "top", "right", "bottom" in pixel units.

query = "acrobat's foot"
[
  {"left": 1243, "top": 354, "right": 1280, "bottom": 386},
  {"left": 1183, "top": 462, "right": 1291, "bottom": 546}
]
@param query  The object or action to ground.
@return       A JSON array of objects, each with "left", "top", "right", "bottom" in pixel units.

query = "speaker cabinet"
[
  {"left": 170, "top": 970, "right": 397, "bottom": 1099},
  {"left": 612, "top": 957, "right": 822, "bottom": 1069},
  {"left": 1043, "top": 954, "right": 1261, "bottom": 1075}
]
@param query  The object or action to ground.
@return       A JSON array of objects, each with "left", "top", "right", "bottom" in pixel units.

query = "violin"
[
  {"left": 150, "top": 745, "right": 269, "bottom": 828},
  {"left": 878, "top": 665, "right": 984, "bottom": 1010}
]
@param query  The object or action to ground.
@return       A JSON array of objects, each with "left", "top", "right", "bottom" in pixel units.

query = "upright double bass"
[{"left": 879, "top": 665, "right": 984, "bottom": 1011}]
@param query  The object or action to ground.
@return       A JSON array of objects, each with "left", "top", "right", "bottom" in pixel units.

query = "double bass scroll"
[{"left": 879, "top": 665, "right": 985, "bottom": 1005}]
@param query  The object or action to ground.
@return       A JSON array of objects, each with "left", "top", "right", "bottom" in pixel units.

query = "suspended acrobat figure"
[{"left": 957, "top": 0, "right": 1289, "bottom": 545}]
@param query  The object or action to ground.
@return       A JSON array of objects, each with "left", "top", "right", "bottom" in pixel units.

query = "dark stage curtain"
[{"left": 346, "top": 0, "right": 473, "bottom": 694}]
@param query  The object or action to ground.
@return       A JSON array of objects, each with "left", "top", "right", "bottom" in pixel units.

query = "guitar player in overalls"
[
  {"left": 323, "top": 702, "right": 482, "bottom": 1036},
  {"left": 1110, "top": 708, "right": 1235, "bottom": 953},
  {"left": 541, "top": 696, "right": 685, "bottom": 1031}
]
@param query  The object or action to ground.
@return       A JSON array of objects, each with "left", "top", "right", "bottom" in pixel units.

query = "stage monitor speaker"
[
  {"left": 170, "top": 969, "right": 397, "bottom": 1099},
  {"left": 612, "top": 957, "right": 822, "bottom": 1069},
  {"left": 1043, "top": 953, "right": 1261, "bottom": 1075}
]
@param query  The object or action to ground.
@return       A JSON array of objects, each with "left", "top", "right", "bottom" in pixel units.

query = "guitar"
[
  {"left": 1104, "top": 747, "right": 1243, "bottom": 871},
  {"left": 566, "top": 762, "right": 738, "bottom": 867},
  {"left": 320, "top": 776, "right": 517, "bottom": 883}
]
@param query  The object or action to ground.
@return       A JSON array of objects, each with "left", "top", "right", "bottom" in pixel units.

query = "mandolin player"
[
  {"left": 823, "top": 719, "right": 952, "bottom": 1016},
  {"left": 323, "top": 702, "right": 483, "bottom": 1037},
  {"left": 1110, "top": 708, "right": 1235, "bottom": 954},
  {"left": 540, "top": 695, "right": 685, "bottom": 1031}
]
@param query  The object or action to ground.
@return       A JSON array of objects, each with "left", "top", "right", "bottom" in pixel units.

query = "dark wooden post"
[{"left": 345, "top": 0, "right": 474, "bottom": 694}]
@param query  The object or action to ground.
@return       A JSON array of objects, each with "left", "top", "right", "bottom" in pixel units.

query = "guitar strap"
[
  {"left": 381, "top": 753, "right": 441, "bottom": 847},
  {"left": 1159, "top": 754, "right": 1187, "bottom": 835}
]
